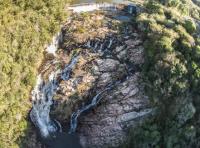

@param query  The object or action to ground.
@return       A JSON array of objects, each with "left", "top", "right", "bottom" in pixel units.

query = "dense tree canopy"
[
  {"left": 122, "top": 0, "right": 200, "bottom": 147},
  {"left": 0, "top": 0, "right": 70, "bottom": 147}
]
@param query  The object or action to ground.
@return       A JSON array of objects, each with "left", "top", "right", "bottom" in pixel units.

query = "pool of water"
[
  {"left": 42, "top": 133, "right": 82, "bottom": 148},
  {"left": 70, "top": 0, "right": 125, "bottom": 5}
]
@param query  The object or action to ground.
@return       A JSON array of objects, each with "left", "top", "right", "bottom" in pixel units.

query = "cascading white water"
[
  {"left": 61, "top": 55, "right": 79, "bottom": 81},
  {"left": 30, "top": 3, "right": 132, "bottom": 139},
  {"left": 46, "top": 32, "right": 63, "bottom": 56},
  {"left": 30, "top": 50, "right": 117, "bottom": 137},
  {"left": 107, "top": 38, "right": 113, "bottom": 49},
  {"left": 69, "top": 89, "right": 109, "bottom": 133},
  {"left": 69, "top": 81, "right": 121, "bottom": 133},
  {"left": 30, "top": 31, "right": 62, "bottom": 137},
  {"left": 30, "top": 54, "right": 79, "bottom": 138},
  {"left": 30, "top": 29, "right": 117, "bottom": 138},
  {"left": 30, "top": 73, "right": 60, "bottom": 137}
]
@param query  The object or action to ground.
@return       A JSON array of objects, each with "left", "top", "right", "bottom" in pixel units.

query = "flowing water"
[
  {"left": 69, "top": 81, "right": 120, "bottom": 133},
  {"left": 30, "top": 55, "right": 79, "bottom": 138},
  {"left": 30, "top": 36, "right": 120, "bottom": 139},
  {"left": 46, "top": 32, "right": 63, "bottom": 56},
  {"left": 29, "top": 1, "right": 134, "bottom": 147},
  {"left": 30, "top": 31, "right": 121, "bottom": 140},
  {"left": 30, "top": 74, "right": 59, "bottom": 138}
]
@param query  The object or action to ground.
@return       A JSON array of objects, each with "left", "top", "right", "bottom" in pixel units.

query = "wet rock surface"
[{"left": 38, "top": 9, "right": 152, "bottom": 148}]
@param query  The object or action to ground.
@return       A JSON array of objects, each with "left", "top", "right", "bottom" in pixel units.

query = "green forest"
[
  {"left": 0, "top": 0, "right": 70, "bottom": 147},
  {"left": 122, "top": 0, "right": 200, "bottom": 147},
  {"left": 1, "top": 0, "right": 200, "bottom": 147}
]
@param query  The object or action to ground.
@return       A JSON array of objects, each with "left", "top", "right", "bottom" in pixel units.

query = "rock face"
[
  {"left": 78, "top": 74, "right": 152, "bottom": 148},
  {"left": 41, "top": 9, "right": 153, "bottom": 148}
]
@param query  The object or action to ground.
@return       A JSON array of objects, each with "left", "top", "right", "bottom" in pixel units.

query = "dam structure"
[{"left": 67, "top": 2, "right": 137, "bottom": 14}]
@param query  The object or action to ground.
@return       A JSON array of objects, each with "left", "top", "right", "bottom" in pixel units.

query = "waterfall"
[
  {"left": 61, "top": 55, "right": 79, "bottom": 81},
  {"left": 30, "top": 27, "right": 119, "bottom": 138},
  {"left": 30, "top": 2, "right": 133, "bottom": 140},
  {"left": 30, "top": 54, "right": 79, "bottom": 138},
  {"left": 30, "top": 30, "right": 62, "bottom": 138},
  {"left": 107, "top": 38, "right": 113, "bottom": 49},
  {"left": 30, "top": 45, "right": 119, "bottom": 137},
  {"left": 30, "top": 73, "right": 60, "bottom": 138},
  {"left": 69, "top": 81, "right": 121, "bottom": 133},
  {"left": 46, "top": 32, "right": 62, "bottom": 56}
]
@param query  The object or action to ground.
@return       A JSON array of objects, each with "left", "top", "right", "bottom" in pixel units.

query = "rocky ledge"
[
  {"left": 42, "top": 8, "right": 153, "bottom": 148},
  {"left": 78, "top": 73, "right": 153, "bottom": 147}
]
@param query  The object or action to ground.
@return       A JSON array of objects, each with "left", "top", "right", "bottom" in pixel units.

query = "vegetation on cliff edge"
[
  {"left": 122, "top": 0, "right": 200, "bottom": 147},
  {"left": 0, "top": 0, "right": 70, "bottom": 147}
]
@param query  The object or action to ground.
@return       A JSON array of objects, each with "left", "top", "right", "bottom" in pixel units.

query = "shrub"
[
  {"left": 149, "top": 21, "right": 163, "bottom": 33},
  {"left": 157, "top": 36, "right": 174, "bottom": 52},
  {"left": 194, "top": 46, "right": 200, "bottom": 58},
  {"left": 175, "top": 25, "right": 195, "bottom": 45},
  {"left": 196, "top": 37, "right": 200, "bottom": 45},
  {"left": 146, "top": 1, "right": 164, "bottom": 14},
  {"left": 167, "top": 0, "right": 180, "bottom": 7},
  {"left": 178, "top": 3, "right": 189, "bottom": 15},
  {"left": 183, "top": 20, "right": 197, "bottom": 34},
  {"left": 163, "top": 19, "right": 175, "bottom": 28}
]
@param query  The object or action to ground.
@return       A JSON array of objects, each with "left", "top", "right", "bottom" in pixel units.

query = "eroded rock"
[
  {"left": 41, "top": 9, "right": 151, "bottom": 148},
  {"left": 78, "top": 75, "right": 152, "bottom": 148}
]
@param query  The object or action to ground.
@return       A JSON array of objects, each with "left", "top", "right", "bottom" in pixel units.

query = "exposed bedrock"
[
  {"left": 75, "top": 32, "right": 151, "bottom": 147},
  {"left": 78, "top": 73, "right": 153, "bottom": 148},
  {"left": 43, "top": 10, "right": 153, "bottom": 148}
]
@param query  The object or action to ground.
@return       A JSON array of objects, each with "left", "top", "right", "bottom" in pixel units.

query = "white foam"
[
  {"left": 30, "top": 55, "right": 79, "bottom": 138},
  {"left": 46, "top": 32, "right": 62, "bottom": 56}
]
